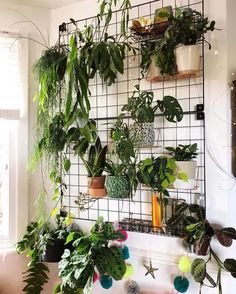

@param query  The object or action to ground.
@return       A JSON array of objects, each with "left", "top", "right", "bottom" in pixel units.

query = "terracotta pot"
[
  {"left": 88, "top": 175, "right": 106, "bottom": 189},
  {"left": 88, "top": 176, "right": 107, "bottom": 197},
  {"left": 175, "top": 44, "right": 201, "bottom": 74},
  {"left": 173, "top": 161, "right": 197, "bottom": 190}
]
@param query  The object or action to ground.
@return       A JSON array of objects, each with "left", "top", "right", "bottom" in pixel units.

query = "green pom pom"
[
  {"left": 100, "top": 275, "right": 113, "bottom": 289},
  {"left": 122, "top": 245, "right": 130, "bottom": 260},
  {"left": 124, "top": 263, "right": 134, "bottom": 279},
  {"left": 174, "top": 276, "right": 189, "bottom": 293},
  {"left": 178, "top": 256, "right": 192, "bottom": 273}
]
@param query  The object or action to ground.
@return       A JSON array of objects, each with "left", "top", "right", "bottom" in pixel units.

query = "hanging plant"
[
  {"left": 55, "top": 217, "right": 130, "bottom": 293},
  {"left": 16, "top": 211, "right": 80, "bottom": 294}
]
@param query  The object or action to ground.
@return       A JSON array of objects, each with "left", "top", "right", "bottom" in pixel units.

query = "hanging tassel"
[
  {"left": 100, "top": 275, "right": 113, "bottom": 289},
  {"left": 173, "top": 276, "right": 189, "bottom": 293},
  {"left": 178, "top": 256, "right": 192, "bottom": 273},
  {"left": 122, "top": 245, "right": 130, "bottom": 260}
]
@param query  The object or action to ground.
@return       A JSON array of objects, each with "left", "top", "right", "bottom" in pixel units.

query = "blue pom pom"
[
  {"left": 174, "top": 276, "right": 189, "bottom": 293},
  {"left": 100, "top": 275, "right": 113, "bottom": 289},
  {"left": 122, "top": 245, "right": 130, "bottom": 260}
]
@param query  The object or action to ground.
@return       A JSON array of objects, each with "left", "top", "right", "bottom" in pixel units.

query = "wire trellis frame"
[{"left": 60, "top": 0, "right": 206, "bottom": 237}]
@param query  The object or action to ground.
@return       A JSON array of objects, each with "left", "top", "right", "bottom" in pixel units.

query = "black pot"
[{"left": 42, "top": 238, "right": 65, "bottom": 263}]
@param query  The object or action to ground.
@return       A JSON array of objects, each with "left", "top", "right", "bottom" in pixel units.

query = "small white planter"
[
  {"left": 147, "top": 55, "right": 161, "bottom": 78},
  {"left": 173, "top": 161, "right": 197, "bottom": 190},
  {"left": 175, "top": 44, "right": 201, "bottom": 74}
]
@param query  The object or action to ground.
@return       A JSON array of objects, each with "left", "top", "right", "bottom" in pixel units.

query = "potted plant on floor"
[
  {"left": 106, "top": 115, "right": 139, "bottom": 198},
  {"left": 166, "top": 8, "right": 216, "bottom": 74},
  {"left": 122, "top": 85, "right": 184, "bottom": 147},
  {"left": 137, "top": 156, "right": 177, "bottom": 228},
  {"left": 55, "top": 217, "right": 130, "bottom": 293},
  {"left": 77, "top": 136, "right": 108, "bottom": 197},
  {"left": 166, "top": 143, "right": 198, "bottom": 189}
]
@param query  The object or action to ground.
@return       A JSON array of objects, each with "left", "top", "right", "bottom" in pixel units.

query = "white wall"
[{"left": 50, "top": 0, "right": 236, "bottom": 293}]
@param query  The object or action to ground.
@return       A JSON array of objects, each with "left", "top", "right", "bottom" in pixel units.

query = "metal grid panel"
[{"left": 60, "top": 0, "right": 205, "bottom": 237}]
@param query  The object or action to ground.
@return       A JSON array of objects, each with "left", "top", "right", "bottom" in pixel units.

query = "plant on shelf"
[
  {"left": 166, "top": 143, "right": 198, "bottom": 189},
  {"left": 166, "top": 8, "right": 216, "bottom": 74},
  {"left": 55, "top": 217, "right": 130, "bottom": 294},
  {"left": 122, "top": 85, "right": 184, "bottom": 147},
  {"left": 16, "top": 211, "right": 81, "bottom": 294},
  {"left": 137, "top": 156, "right": 178, "bottom": 228},
  {"left": 167, "top": 204, "right": 236, "bottom": 293},
  {"left": 77, "top": 136, "right": 108, "bottom": 197},
  {"left": 105, "top": 115, "right": 139, "bottom": 198},
  {"left": 140, "top": 38, "right": 177, "bottom": 77},
  {"left": 141, "top": 7, "right": 216, "bottom": 77}
]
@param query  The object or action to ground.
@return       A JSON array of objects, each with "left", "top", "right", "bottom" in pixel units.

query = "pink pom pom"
[
  {"left": 93, "top": 272, "right": 99, "bottom": 283},
  {"left": 117, "top": 229, "right": 128, "bottom": 241}
]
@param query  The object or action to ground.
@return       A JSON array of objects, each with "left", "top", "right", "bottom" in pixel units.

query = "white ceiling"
[{"left": 5, "top": 0, "right": 83, "bottom": 9}]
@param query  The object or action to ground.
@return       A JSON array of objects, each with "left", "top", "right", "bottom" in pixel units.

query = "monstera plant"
[{"left": 122, "top": 85, "right": 183, "bottom": 147}]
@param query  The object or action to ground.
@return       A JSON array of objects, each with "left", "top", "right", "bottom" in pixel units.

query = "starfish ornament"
[{"left": 144, "top": 261, "right": 159, "bottom": 279}]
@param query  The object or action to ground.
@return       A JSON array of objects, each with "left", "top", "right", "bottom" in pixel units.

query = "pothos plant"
[
  {"left": 167, "top": 204, "right": 236, "bottom": 293},
  {"left": 137, "top": 156, "right": 177, "bottom": 198},
  {"left": 16, "top": 212, "right": 77, "bottom": 294},
  {"left": 54, "top": 217, "right": 127, "bottom": 294},
  {"left": 121, "top": 84, "right": 184, "bottom": 123}
]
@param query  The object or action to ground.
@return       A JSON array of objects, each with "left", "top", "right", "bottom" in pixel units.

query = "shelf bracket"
[{"left": 196, "top": 104, "right": 205, "bottom": 120}]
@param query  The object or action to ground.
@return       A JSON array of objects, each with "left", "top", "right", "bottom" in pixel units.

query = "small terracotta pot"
[
  {"left": 88, "top": 176, "right": 107, "bottom": 197},
  {"left": 88, "top": 175, "right": 106, "bottom": 189}
]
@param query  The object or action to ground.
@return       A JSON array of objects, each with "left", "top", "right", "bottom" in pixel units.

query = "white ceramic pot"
[
  {"left": 175, "top": 44, "right": 201, "bottom": 73},
  {"left": 147, "top": 55, "right": 161, "bottom": 78},
  {"left": 173, "top": 160, "right": 197, "bottom": 190}
]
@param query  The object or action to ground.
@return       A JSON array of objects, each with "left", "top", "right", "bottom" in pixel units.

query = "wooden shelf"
[{"left": 146, "top": 70, "right": 202, "bottom": 82}]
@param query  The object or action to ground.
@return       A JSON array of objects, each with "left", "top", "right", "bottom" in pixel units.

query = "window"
[{"left": 0, "top": 31, "right": 28, "bottom": 247}]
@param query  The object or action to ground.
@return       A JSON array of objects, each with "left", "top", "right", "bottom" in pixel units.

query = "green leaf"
[
  {"left": 103, "top": 222, "right": 114, "bottom": 236},
  {"left": 95, "top": 248, "right": 108, "bottom": 275},
  {"left": 191, "top": 258, "right": 206, "bottom": 283},
  {"left": 106, "top": 247, "right": 126, "bottom": 280},
  {"left": 64, "top": 159, "right": 71, "bottom": 172},
  {"left": 77, "top": 237, "right": 91, "bottom": 255},
  {"left": 224, "top": 259, "right": 236, "bottom": 275},
  {"left": 66, "top": 232, "right": 76, "bottom": 244},
  {"left": 178, "top": 172, "right": 188, "bottom": 182},
  {"left": 157, "top": 96, "right": 183, "bottom": 123}
]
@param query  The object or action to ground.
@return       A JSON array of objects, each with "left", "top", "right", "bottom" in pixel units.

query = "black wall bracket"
[{"left": 196, "top": 104, "right": 205, "bottom": 120}]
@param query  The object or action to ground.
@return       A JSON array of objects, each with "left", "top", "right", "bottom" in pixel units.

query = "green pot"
[{"left": 106, "top": 175, "right": 130, "bottom": 198}]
